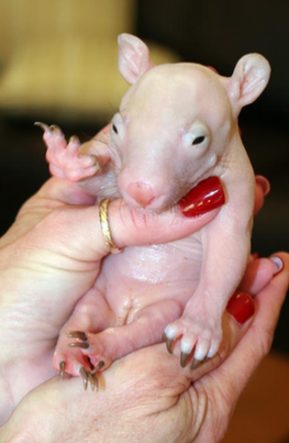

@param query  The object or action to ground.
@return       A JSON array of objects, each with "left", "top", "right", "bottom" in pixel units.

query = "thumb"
[
  {"left": 60, "top": 199, "right": 220, "bottom": 260},
  {"left": 108, "top": 199, "right": 220, "bottom": 249}
]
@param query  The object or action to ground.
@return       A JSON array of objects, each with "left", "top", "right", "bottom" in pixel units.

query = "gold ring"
[{"left": 99, "top": 199, "right": 120, "bottom": 254}]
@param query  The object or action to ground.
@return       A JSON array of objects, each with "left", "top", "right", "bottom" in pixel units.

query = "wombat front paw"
[
  {"left": 35, "top": 122, "right": 100, "bottom": 181},
  {"left": 164, "top": 315, "right": 223, "bottom": 367}
]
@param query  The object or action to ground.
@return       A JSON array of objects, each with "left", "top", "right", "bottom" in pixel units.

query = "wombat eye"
[
  {"left": 192, "top": 135, "right": 205, "bottom": 145},
  {"left": 112, "top": 124, "right": 118, "bottom": 134}
]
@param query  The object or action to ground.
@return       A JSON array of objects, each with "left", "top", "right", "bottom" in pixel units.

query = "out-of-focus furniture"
[{"left": 0, "top": 0, "right": 177, "bottom": 122}]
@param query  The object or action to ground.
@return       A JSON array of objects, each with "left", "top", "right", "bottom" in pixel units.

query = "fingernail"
[
  {"left": 226, "top": 291, "right": 255, "bottom": 324},
  {"left": 270, "top": 256, "right": 284, "bottom": 275},
  {"left": 256, "top": 175, "right": 271, "bottom": 196},
  {"left": 179, "top": 176, "right": 225, "bottom": 217}
]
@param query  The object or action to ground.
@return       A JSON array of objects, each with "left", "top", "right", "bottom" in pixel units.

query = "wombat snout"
[{"left": 125, "top": 181, "right": 156, "bottom": 208}]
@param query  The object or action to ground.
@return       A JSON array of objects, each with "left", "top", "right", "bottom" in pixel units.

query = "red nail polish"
[
  {"left": 179, "top": 176, "right": 225, "bottom": 217},
  {"left": 226, "top": 292, "right": 255, "bottom": 324}
]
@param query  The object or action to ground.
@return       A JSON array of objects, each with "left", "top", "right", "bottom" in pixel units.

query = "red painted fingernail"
[
  {"left": 226, "top": 292, "right": 255, "bottom": 324},
  {"left": 179, "top": 176, "right": 225, "bottom": 217},
  {"left": 255, "top": 175, "right": 271, "bottom": 196}
]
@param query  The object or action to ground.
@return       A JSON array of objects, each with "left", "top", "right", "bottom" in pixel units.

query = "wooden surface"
[{"left": 222, "top": 352, "right": 289, "bottom": 443}]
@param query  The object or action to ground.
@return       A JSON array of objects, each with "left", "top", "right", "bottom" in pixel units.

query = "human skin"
[
  {"left": 0, "top": 175, "right": 225, "bottom": 425},
  {"left": 0, "top": 163, "right": 285, "bottom": 443},
  {"left": 0, "top": 252, "right": 287, "bottom": 443},
  {"left": 0, "top": 168, "right": 270, "bottom": 423}
]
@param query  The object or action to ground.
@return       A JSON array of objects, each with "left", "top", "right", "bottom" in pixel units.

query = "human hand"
[
  {"left": 0, "top": 252, "right": 287, "bottom": 443},
  {"left": 0, "top": 172, "right": 224, "bottom": 423}
]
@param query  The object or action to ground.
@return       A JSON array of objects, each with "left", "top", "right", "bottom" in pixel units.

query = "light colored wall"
[{"left": 0, "top": 0, "right": 135, "bottom": 61}]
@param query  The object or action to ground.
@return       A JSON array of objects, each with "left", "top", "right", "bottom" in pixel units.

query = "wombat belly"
[{"left": 98, "top": 235, "right": 203, "bottom": 322}]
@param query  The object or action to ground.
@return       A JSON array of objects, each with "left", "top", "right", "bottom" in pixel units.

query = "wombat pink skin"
[{"left": 44, "top": 34, "right": 271, "bottom": 375}]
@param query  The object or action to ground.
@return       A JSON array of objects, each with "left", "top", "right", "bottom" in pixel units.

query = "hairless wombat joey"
[{"left": 38, "top": 33, "right": 270, "bottom": 387}]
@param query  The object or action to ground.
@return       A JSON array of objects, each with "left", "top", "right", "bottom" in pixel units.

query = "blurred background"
[{"left": 0, "top": 1, "right": 288, "bottom": 439}]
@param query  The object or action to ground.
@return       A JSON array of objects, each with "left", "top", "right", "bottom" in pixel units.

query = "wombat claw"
[
  {"left": 59, "top": 361, "right": 66, "bottom": 377},
  {"left": 67, "top": 330, "right": 88, "bottom": 341},
  {"left": 165, "top": 337, "right": 174, "bottom": 354},
  {"left": 34, "top": 121, "right": 49, "bottom": 132},
  {"left": 80, "top": 366, "right": 99, "bottom": 391},
  {"left": 67, "top": 330, "right": 89, "bottom": 349},
  {"left": 180, "top": 352, "right": 190, "bottom": 368},
  {"left": 34, "top": 121, "right": 62, "bottom": 134},
  {"left": 91, "top": 360, "right": 105, "bottom": 373}
]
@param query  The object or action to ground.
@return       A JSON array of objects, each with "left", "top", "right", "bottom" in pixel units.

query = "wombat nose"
[{"left": 127, "top": 182, "right": 156, "bottom": 207}]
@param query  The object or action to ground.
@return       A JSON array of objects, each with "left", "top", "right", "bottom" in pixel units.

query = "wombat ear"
[
  {"left": 228, "top": 54, "right": 271, "bottom": 115},
  {"left": 118, "top": 33, "right": 153, "bottom": 84}
]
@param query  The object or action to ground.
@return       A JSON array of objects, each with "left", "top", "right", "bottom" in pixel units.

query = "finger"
[
  {"left": 20, "top": 177, "right": 96, "bottom": 212},
  {"left": 224, "top": 256, "right": 283, "bottom": 326},
  {"left": 251, "top": 252, "right": 288, "bottom": 345},
  {"left": 46, "top": 199, "right": 221, "bottom": 262},
  {"left": 181, "top": 254, "right": 286, "bottom": 382},
  {"left": 110, "top": 200, "right": 223, "bottom": 249},
  {"left": 239, "top": 256, "right": 283, "bottom": 295},
  {"left": 200, "top": 253, "right": 289, "bottom": 400},
  {"left": 158, "top": 256, "right": 282, "bottom": 371}
]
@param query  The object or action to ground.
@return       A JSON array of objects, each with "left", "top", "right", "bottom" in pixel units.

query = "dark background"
[{"left": 0, "top": 0, "right": 288, "bottom": 352}]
